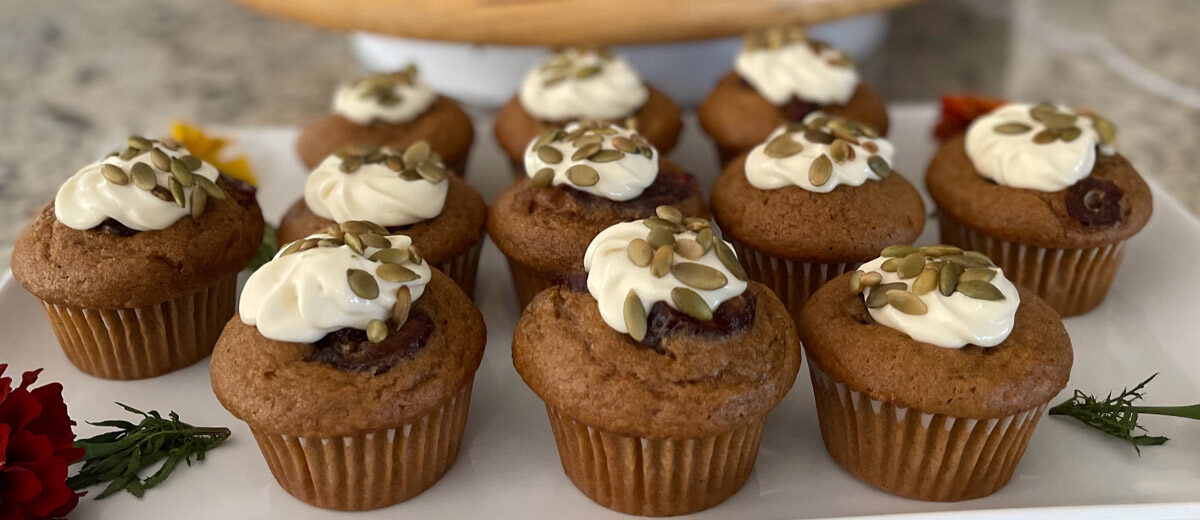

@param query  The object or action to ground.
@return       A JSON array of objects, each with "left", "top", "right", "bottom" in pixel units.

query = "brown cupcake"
[
  {"left": 699, "top": 28, "right": 889, "bottom": 165},
  {"left": 711, "top": 115, "right": 924, "bottom": 320},
  {"left": 296, "top": 67, "right": 473, "bottom": 174},
  {"left": 212, "top": 237, "right": 486, "bottom": 510},
  {"left": 278, "top": 144, "right": 486, "bottom": 297},
  {"left": 800, "top": 252, "right": 1072, "bottom": 502},
  {"left": 926, "top": 105, "right": 1152, "bottom": 316},
  {"left": 513, "top": 211, "right": 800, "bottom": 515},
  {"left": 12, "top": 138, "right": 264, "bottom": 379}
]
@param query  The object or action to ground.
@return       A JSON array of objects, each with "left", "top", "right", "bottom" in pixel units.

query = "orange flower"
[{"left": 170, "top": 122, "right": 257, "bottom": 186}]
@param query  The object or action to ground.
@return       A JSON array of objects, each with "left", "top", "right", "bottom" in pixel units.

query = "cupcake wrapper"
[
  {"left": 39, "top": 275, "right": 237, "bottom": 380},
  {"left": 807, "top": 356, "right": 1048, "bottom": 502},
  {"left": 727, "top": 237, "right": 857, "bottom": 321},
  {"left": 938, "top": 214, "right": 1126, "bottom": 317},
  {"left": 251, "top": 380, "right": 474, "bottom": 511},
  {"left": 505, "top": 258, "right": 561, "bottom": 309},
  {"left": 545, "top": 405, "right": 764, "bottom": 516},
  {"left": 436, "top": 239, "right": 483, "bottom": 300}
]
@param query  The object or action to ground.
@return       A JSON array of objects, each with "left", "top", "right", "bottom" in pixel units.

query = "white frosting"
[
  {"left": 333, "top": 69, "right": 437, "bottom": 125},
  {"left": 860, "top": 256, "right": 1019, "bottom": 349},
  {"left": 305, "top": 152, "right": 448, "bottom": 227},
  {"left": 583, "top": 221, "right": 748, "bottom": 335},
  {"left": 518, "top": 48, "right": 649, "bottom": 121},
  {"left": 735, "top": 39, "right": 859, "bottom": 106},
  {"left": 965, "top": 103, "right": 1109, "bottom": 192},
  {"left": 524, "top": 122, "right": 658, "bottom": 201},
  {"left": 745, "top": 114, "right": 894, "bottom": 193},
  {"left": 239, "top": 234, "right": 432, "bottom": 343},
  {"left": 54, "top": 146, "right": 220, "bottom": 231}
]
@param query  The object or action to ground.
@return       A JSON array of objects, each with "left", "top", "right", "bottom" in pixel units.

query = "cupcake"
[
  {"left": 489, "top": 120, "right": 707, "bottom": 307},
  {"left": 211, "top": 230, "right": 486, "bottom": 511},
  {"left": 296, "top": 65, "right": 474, "bottom": 175},
  {"left": 710, "top": 112, "right": 925, "bottom": 320},
  {"left": 800, "top": 245, "right": 1072, "bottom": 501},
  {"left": 699, "top": 26, "right": 889, "bottom": 165},
  {"left": 10, "top": 136, "right": 264, "bottom": 379},
  {"left": 494, "top": 47, "right": 683, "bottom": 171},
  {"left": 926, "top": 102, "right": 1152, "bottom": 316},
  {"left": 277, "top": 141, "right": 487, "bottom": 296},
  {"left": 513, "top": 212, "right": 800, "bottom": 516}
]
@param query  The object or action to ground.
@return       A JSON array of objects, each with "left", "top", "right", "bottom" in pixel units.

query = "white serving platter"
[{"left": 2, "top": 104, "right": 1199, "bottom": 520}]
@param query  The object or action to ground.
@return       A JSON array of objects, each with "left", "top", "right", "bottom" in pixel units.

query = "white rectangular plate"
[{"left": 3, "top": 104, "right": 1199, "bottom": 519}]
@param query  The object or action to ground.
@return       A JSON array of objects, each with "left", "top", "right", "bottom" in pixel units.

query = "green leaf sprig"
[
  {"left": 247, "top": 223, "right": 278, "bottom": 272},
  {"left": 67, "top": 403, "right": 231, "bottom": 499},
  {"left": 1049, "top": 374, "right": 1200, "bottom": 453}
]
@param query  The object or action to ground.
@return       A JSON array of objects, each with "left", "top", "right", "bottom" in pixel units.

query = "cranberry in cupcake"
[
  {"left": 513, "top": 211, "right": 800, "bottom": 516},
  {"left": 494, "top": 47, "right": 682, "bottom": 170},
  {"left": 488, "top": 120, "right": 706, "bottom": 307},
  {"left": 211, "top": 230, "right": 485, "bottom": 511},
  {"left": 800, "top": 245, "right": 1072, "bottom": 501},
  {"left": 278, "top": 142, "right": 486, "bottom": 296},
  {"left": 296, "top": 65, "right": 474, "bottom": 174},
  {"left": 927, "top": 102, "right": 1152, "bottom": 316},
  {"left": 699, "top": 26, "right": 890, "bottom": 164},
  {"left": 710, "top": 112, "right": 925, "bottom": 320},
  {"left": 10, "top": 135, "right": 264, "bottom": 379}
]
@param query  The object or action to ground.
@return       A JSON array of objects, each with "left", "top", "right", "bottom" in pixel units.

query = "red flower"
[
  {"left": 933, "top": 94, "right": 1007, "bottom": 142},
  {"left": 0, "top": 366, "right": 84, "bottom": 520}
]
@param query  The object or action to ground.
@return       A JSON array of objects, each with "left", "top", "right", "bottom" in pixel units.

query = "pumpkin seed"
[
  {"left": 880, "top": 257, "right": 900, "bottom": 272},
  {"left": 131, "top": 162, "right": 157, "bottom": 190},
  {"left": 572, "top": 143, "right": 601, "bottom": 161},
  {"left": 1092, "top": 115, "right": 1116, "bottom": 146},
  {"left": 536, "top": 145, "right": 562, "bottom": 164},
  {"left": 643, "top": 216, "right": 682, "bottom": 233},
  {"left": 695, "top": 227, "right": 714, "bottom": 251},
  {"left": 343, "top": 232, "right": 365, "bottom": 255},
  {"left": 384, "top": 156, "right": 404, "bottom": 171},
  {"left": 868, "top": 155, "right": 892, "bottom": 177},
  {"left": 168, "top": 177, "right": 186, "bottom": 207},
  {"left": 939, "top": 261, "right": 963, "bottom": 296},
  {"left": 650, "top": 245, "right": 673, "bottom": 277},
  {"left": 342, "top": 220, "right": 389, "bottom": 235},
  {"left": 359, "top": 232, "right": 391, "bottom": 250},
  {"left": 589, "top": 150, "right": 624, "bottom": 163},
  {"left": 370, "top": 248, "right": 410, "bottom": 264},
  {"left": 566, "top": 164, "right": 599, "bottom": 186},
  {"left": 279, "top": 240, "right": 304, "bottom": 257},
  {"left": 318, "top": 238, "right": 344, "bottom": 248},
  {"left": 849, "top": 270, "right": 865, "bottom": 293},
  {"left": 366, "top": 319, "right": 388, "bottom": 343},
  {"left": 170, "top": 157, "right": 195, "bottom": 187},
  {"left": 416, "top": 162, "right": 448, "bottom": 183},
  {"left": 611, "top": 136, "right": 637, "bottom": 153},
  {"left": 919, "top": 244, "right": 962, "bottom": 257},
  {"left": 161, "top": 137, "right": 181, "bottom": 151},
  {"left": 150, "top": 148, "right": 171, "bottom": 171},
  {"left": 1059, "top": 126, "right": 1082, "bottom": 142},
  {"left": 190, "top": 186, "right": 207, "bottom": 218},
  {"left": 1030, "top": 103, "right": 1057, "bottom": 121},
  {"left": 993, "top": 122, "right": 1032, "bottom": 135},
  {"left": 127, "top": 135, "right": 152, "bottom": 150},
  {"left": 1032, "top": 129, "right": 1057, "bottom": 144},
  {"left": 860, "top": 271, "right": 882, "bottom": 288},
  {"left": 409, "top": 246, "right": 423, "bottom": 264},
  {"left": 403, "top": 141, "right": 431, "bottom": 168},
  {"left": 809, "top": 154, "right": 833, "bottom": 186},
  {"left": 713, "top": 239, "right": 748, "bottom": 281},
  {"left": 881, "top": 244, "right": 920, "bottom": 257},
  {"left": 829, "top": 139, "right": 850, "bottom": 163},
  {"left": 100, "top": 164, "right": 129, "bottom": 185},
  {"left": 574, "top": 65, "right": 601, "bottom": 79},
  {"left": 299, "top": 238, "right": 320, "bottom": 251},
  {"left": 764, "top": 134, "right": 804, "bottom": 158},
  {"left": 347, "top": 269, "right": 379, "bottom": 299},
  {"left": 672, "top": 262, "right": 728, "bottom": 290},
  {"left": 960, "top": 267, "right": 997, "bottom": 283},
  {"left": 1041, "top": 112, "right": 1077, "bottom": 129},
  {"left": 674, "top": 238, "right": 704, "bottom": 260},
  {"left": 533, "top": 128, "right": 561, "bottom": 149},
  {"left": 340, "top": 157, "right": 362, "bottom": 173},
  {"left": 896, "top": 252, "right": 926, "bottom": 279},
  {"left": 180, "top": 155, "right": 201, "bottom": 171},
  {"left": 195, "top": 176, "right": 225, "bottom": 199},
  {"left": 866, "top": 282, "right": 906, "bottom": 308},
  {"left": 624, "top": 290, "right": 647, "bottom": 341},
  {"left": 119, "top": 147, "right": 141, "bottom": 161},
  {"left": 377, "top": 263, "right": 419, "bottom": 282},
  {"left": 912, "top": 269, "right": 938, "bottom": 295},
  {"left": 887, "top": 290, "right": 928, "bottom": 315},
  {"left": 684, "top": 217, "right": 710, "bottom": 232},
  {"left": 392, "top": 285, "right": 412, "bottom": 325},
  {"left": 627, "top": 238, "right": 653, "bottom": 267},
  {"left": 671, "top": 287, "right": 713, "bottom": 321},
  {"left": 962, "top": 251, "right": 995, "bottom": 266},
  {"left": 531, "top": 167, "right": 555, "bottom": 188},
  {"left": 956, "top": 280, "right": 1005, "bottom": 300}
]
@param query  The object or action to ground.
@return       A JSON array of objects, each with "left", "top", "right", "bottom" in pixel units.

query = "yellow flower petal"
[{"left": 170, "top": 122, "right": 257, "bottom": 186}]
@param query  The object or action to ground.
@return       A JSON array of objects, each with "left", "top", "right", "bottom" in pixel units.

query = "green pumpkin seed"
[
  {"left": 571, "top": 143, "right": 600, "bottom": 162},
  {"left": 624, "top": 290, "right": 647, "bottom": 341},
  {"left": 611, "top": 136, "right": 637, "bottom": 153},
  {"left": 993, "top": 122, "right": 1032, "bottom": 135},
  {"left": 672, "top": 262, "right": 728, "bottom": 290},
  {"left": 881, "top": 244, "right": 920, "bottom": 257},
  {"left": 809, "top": 154, "right": 833, "bottom": 186},
  {"left": 647, "top": 227, "right": 676, "bottom": 249},
  {"left": 170, "top": 157, "right": 195, "bottom": 187},
  {"left": 912, "top": 269, "right": 938, "bottom": 295},
  {"left": 1030, "top": 103, "right": 1057, "bottom": 120},
  {"left": 366, "top": 319, "right": 388, "bottom": 343},
  {"left": 377, "top": 263, "right": 419, "bottom": 282},
  {"left": 868, "top": 155, "right": 892, "bottom": 177},
  {"left": 939, "top": 261, "right": 963, "bottom": 296},
  {"left": 536, "top": 145, "right": 562, "bottom": 164},
  {"left": 402, "top": 141, "right": 431, "bottom": 169},
  {"left": 318, "top": 238, "right": 344, "bottom": 248},
  {"left": 860, "top": 271, "right": 882, "bottom": 288},
  {"left": 1042, "top": 112, "right": 1077, "bottom": 129},
  {"left": 118, "top": 147, "right": 141, "bottom": 161},
  {"left": 674, "top": 238, "right": 704, "bottom": 260},
  {"left": 919, "top": 245, "right": 962, "bottom": 257},
  {"left": 409, "top": 246, "right": 423, "bottom": 264},
  {"left": 655, "top": 205, "right": 683, "bottom": 224},
  {"left": 385, "top": 156, "right": 405, "bottom": 172},
  {"left": 342, "top": 220, "right": 389, "bottom": 235},
  {"left": 1059, "top": 126, "right": 1082, "bottom": 142},
  {"left": 896, "top": 253, "right": 926, "bottom": 279},
  {"left": 643, "top": 216, "right": 682, "bottom": 233},
  {"left": 695, "top": 227, "right": 714, "bottom": 250},
  {"left": 100, "top": 164, "right": 129, "bottom": 185},
  {"left": 829, "top": 139, "right": 849, "bottom": 163},
  {"left": 340, "top": 157, "right": 362, "bottom": 173},
  {"left": 962, "top": 251, "right": 995, "bottom": 266},
  {"left": 180, "top": 155, "right": 201, "bottom": 171},
  {"left": 960, "top": 267, "right": 997, "bottom": 283},
  {"left": 671, "top": 287, "right": 713, "bottom": 321},
  {"left": 1092, "top": 115, "right": 1116, "bottom": 146},
  {"left": 370, "top": 248, "right": 410, "bottom": 265},
  {"left": 359, "top": 232, "right": 392, "bottom": 250},
  {"left": 589, "top": 150, "right": 624, "bottom": 163},
  {"left": 880, "top": 257, "right": 900, "bottom": 272},
  {"left": 195, "top": 176, "right": 225, "bottom": 199},
  {"left": 1032, "top": 129, "right": 1057, "bottom": 144},
  {"left": 343, "top": 232, "right": 365, "bottom": 255},
  {"left": 127, "top": 135, "right": 152, "bottom": 150},
  {"left": 849, "top": 270, "right": 865, "bottom": 293},
  {"left": 886, "top": 290, "right": 928, "bottom": 315},
  {"left": 416, "top": 162, "right": 448, "bottom": 183},
  {"left": 764, "top": 134, "right": 804, "bottom": 158},
  {"left": 804, "top": 128, "right": 834, "bottom": 145},
  {"left": 566, "top": 164, "right": 599, "bottom": 186},
  {"left": 131, "top": 162, "right": 157, "bottom": 190},
  {"left": 533, "top": 128, "right": 562, "bottom": 149},
  {"left": 650, "top": 245, "right": 674, "bottom": 278},
  {"left": 149, "top": 148, "right": 171, "bottom": 171},
  {"left": 684, "top": 217, "right": 710, "bottom": 232},
  {"left": 347, "top": 269, "right": 380, "bottom": 299},
  {"left": 712, "top": 239, "right": 748, "bottom": 281},
  {"left": 190, "top": 187, "right": 208, "bottom": 218},
  {"left": 866, "top": 282, "right": 906, "bottom": 308},
  {"left": 531, "top": 167, "right": 555, "bottom": 188},
  {"left": 392, "top": 285, "right": 412, "bottom": 324},
  {"left": 956, "top": 280, "right": 1005, "bottom": 300},
  {"left": 168, "top": 177, "right": 186, "bottom": 207},
  {"left": 627, "top": 238, "right": 653, "bottom": 267},
  {"left": 279, "top": 240, "right": 304, "bottom": 257}
]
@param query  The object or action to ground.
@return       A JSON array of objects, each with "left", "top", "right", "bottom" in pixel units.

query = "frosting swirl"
[
  {"left": 240, "top": 230, "right": 432, "bottom": 344},
  {"left": 745, "top": 112, "right": 893, "bottom": 193},
  {"left": 965, "top": 102, "right": 1117, "bottom": 192},
  {"left": 584, "top": 211, "right": 749, "bottom": 338},
  {"left": 518, "top": 48, "right": 649, "bottom": 121},
  {"left": 854, "top": 245, "right": 1019, "bottom": 349},
  {"left": 524, "top": 121, "right": 658, "bottom": 201},
  {"left": 333, "top": 66, "right": 437, "bottom": 125},
  {"left": 55, "top": 137, "right": 223, "bottom": 231},
  {"left": 305, "top": 143, "right": 449, "bottom": 227},
  {"left": 735, "top": 27, "right": 859, "bottom": 106}
]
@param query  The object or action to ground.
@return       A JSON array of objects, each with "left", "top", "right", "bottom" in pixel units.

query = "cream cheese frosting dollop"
[
  {"left": 965, "top": 102, "right": 1115, "bottom": 192},
  {"left": 584, "top": 218, "right": 748, "bottom": 336},
  {"left": 858, "top": 247, "right": 1019, "bottom": 349},
  {"left": 333, "top": 66, "right": 437, "bottom": 125},
  {"left": 239, "top": 233, "right": 432, "bottom": 343},
  {"left": 524, "top": 121, "right": 658, "bottom": 201},
  {"left": 735, "top": 27, "right": 859, "bottom": 106},
  {"left": 305, "top": 145, "right": 448, "bottom": 227},
  {"left": 745, "top": 112, "right": 893, "bottom": 193},
  {"left": 55, "top": 139, "right": 221, "bottom": 231},
  {"left": 518, "top": 48, "right": 649, "bottom": 121}
]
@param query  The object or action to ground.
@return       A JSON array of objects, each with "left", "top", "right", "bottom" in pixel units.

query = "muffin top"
[
  {"left": 211, "top": 227, "right": 485, "bottom": 437},
  {"left": 800, "top": 246, "right": 1073, "bottom": 418},
  {"left": 11, "top": 135, "right": 263, "bottom": 308},
  {"left": 513, "top": 211, "right": 800, "bottom": 438},
  {"left": 735, "top": 26, "right": 859, "bottom": 107},
  {"left": 927, "top": 103, "right": 1152, "bottom": 248},
  {"left": 711, "top": 114, "right": 925, "bottom": 262},
  {"left": 332, "top": 65, "right": 436, "bottom": 126},
  {"left": 489, "top": 122, "right": 706, "bottom": 273},
  {"left": 518, "top": 47, "right": 648, "bottom": 122}
]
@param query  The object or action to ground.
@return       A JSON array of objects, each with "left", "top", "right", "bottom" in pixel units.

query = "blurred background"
[{"left": 1, "top": 0, "right": 1198, "bottom": 269}]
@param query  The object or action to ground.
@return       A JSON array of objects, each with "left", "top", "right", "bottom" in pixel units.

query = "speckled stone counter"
[{"left": 2, "top": 0, "right": 1198, "bottom": 271}]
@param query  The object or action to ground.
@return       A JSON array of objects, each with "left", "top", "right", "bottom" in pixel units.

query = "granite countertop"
[{"left": 2, "top": 0, "right": 1198, "bottom": 272}]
